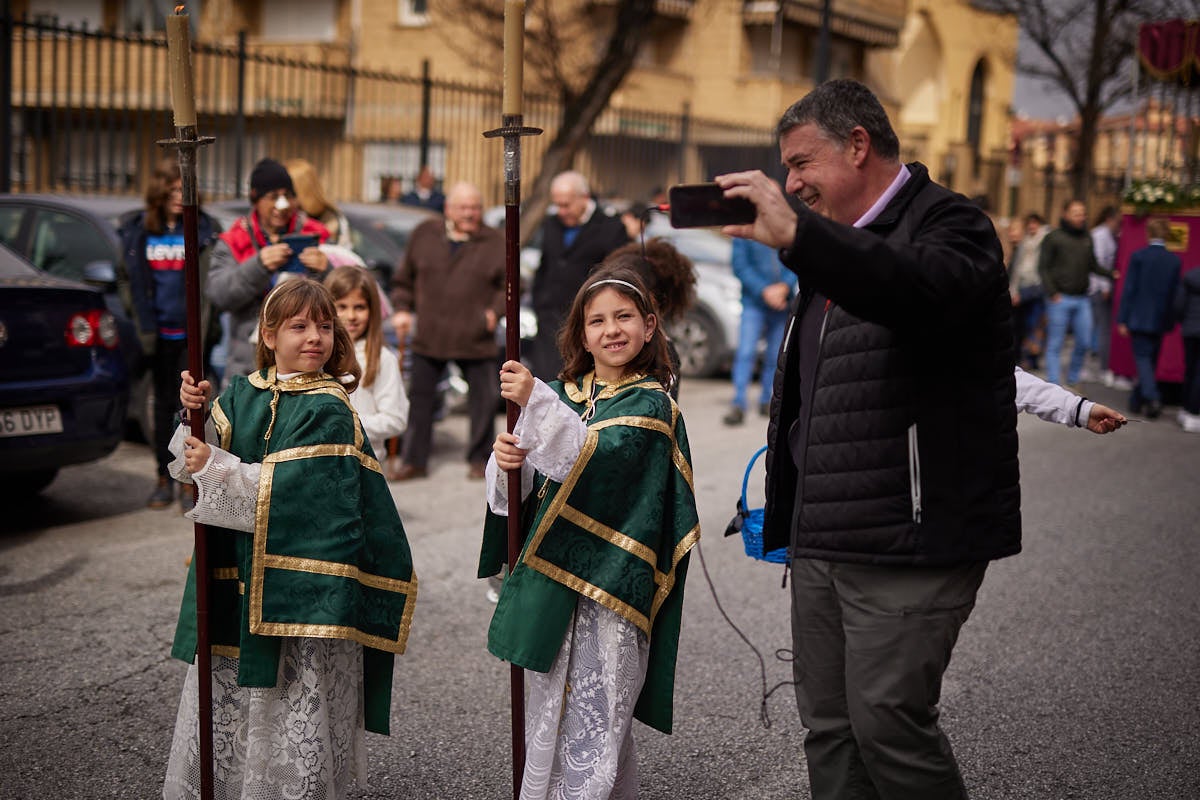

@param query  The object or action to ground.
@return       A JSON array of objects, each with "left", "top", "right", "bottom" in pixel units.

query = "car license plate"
[{"left": 0, "top": 405, "right": 64, "bottom": 437}]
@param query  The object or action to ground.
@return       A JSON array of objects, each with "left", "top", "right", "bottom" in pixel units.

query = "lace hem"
[
  {"left": 163, "top": 637, "right": 367, "bottom": 800},
  {"left": 520, "top": 597, "right": 649, "bottom": 800}
]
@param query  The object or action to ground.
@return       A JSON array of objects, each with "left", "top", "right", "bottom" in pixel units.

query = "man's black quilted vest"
[{"left": 761, "top": 165, "right": 1021, "bottom": 566}]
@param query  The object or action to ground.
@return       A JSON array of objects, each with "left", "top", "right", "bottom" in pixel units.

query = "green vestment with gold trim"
[
  {"left": 170, "top": 367, "right": 417, "bottom": 735},
  {"left": 479, "top": 373, "right": 699, "bottom": 734}
]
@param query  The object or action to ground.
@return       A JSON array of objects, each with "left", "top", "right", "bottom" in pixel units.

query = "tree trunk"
[
  {"left": 1072, "top": 104, "right": 1103, "bottom": 203},
  {"left": 518, "top": 0, "right": 657, "bottom": 243}
]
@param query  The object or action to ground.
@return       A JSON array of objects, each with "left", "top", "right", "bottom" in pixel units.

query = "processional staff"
[
  {"left": 483, "top": 1, "right": 542, "bottom": 796},
  {"left": 162, "top": 7, "right": 216, "bottom": 800}
]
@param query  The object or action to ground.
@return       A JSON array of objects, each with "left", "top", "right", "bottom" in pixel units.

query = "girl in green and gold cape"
[
  {"left": 480, "top": 264, "right": 700, "bottom": 800},
  {"left": 164, "top": 278, "right": 416, "bottom": 800}
]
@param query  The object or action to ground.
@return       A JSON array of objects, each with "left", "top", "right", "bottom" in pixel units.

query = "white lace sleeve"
[
  {"left": 185, "top": 446, "right": 262, "bottom": 532},
  {"left": 485, "top": 455, "right": 534, "bottom": 516},
  {"left": 514, "top": 380, "right": 588, "bottom": 481},
  {"left": 166, "top": 418, "right": 219, "bottom": 484}
]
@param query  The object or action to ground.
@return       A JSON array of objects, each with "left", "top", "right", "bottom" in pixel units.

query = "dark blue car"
[{"left": 0, "top": 243, "right": 129, "bottom": 495}]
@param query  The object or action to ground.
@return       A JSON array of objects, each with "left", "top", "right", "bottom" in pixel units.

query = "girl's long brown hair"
[
  {"left": 255, "top": 278, "right": 361, "bottom": 393},
  {"left": 143, "top": 157, "right": 182, "bottom": 235},
  {"left": 557, "top": 265, "right": 674, "bottom": 389},
  {"left": 326, "top": 266, "right": 384, "bottom": 388}
]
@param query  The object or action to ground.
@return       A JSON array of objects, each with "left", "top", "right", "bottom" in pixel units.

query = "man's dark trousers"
[
  {"left": 790, "top": 558, "right": 988, "bottom": 800},
  {"left": 402, "top": 352, "right": 497, "bottom": 469}
]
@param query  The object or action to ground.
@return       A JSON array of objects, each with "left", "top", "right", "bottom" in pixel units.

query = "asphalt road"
[{"left": 0, "top": 376, "right": 1196, "bottom": 799}]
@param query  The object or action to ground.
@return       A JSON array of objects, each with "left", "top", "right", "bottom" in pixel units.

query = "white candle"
[
  {"left": 502, "top": 0, "right": 525, "bottom": 116},
  {"left": 166, "top": 10, "right": 197, "bottom": 128}
]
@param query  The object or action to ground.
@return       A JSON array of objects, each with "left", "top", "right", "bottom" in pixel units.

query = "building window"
[
  {"left": 398, "top": 0, "right": 430, "bottom": 27},
  {"left": 746, "top": 24, "right": 810, "bottom": 82},
  {"left": 967, "top": 60, "right": 987, "bottom": 173},
  {"left": 261, "top": 0, "right": 337, "bottom": 42},
  {"left": 29, "top": 0, "right": 103, "bottom": 26}
]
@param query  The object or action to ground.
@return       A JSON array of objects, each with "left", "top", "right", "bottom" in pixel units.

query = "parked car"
[
  {"left": 640, "top": 214, "right": 741, "bottom": 378},
  {"left": 0, "top": 194, "right": 154, "bottom": 437},
  {"left": 0, "top": 242, "right": 130, "bottom": 495}
]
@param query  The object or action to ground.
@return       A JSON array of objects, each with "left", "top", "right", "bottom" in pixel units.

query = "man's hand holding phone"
[{"left": 713, "top": 171, "right": 799, "bottom": 249}]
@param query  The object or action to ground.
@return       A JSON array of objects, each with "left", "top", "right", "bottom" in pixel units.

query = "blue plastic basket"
[{"left": 732, "top": 445, "right": 788, "bottom": 564}]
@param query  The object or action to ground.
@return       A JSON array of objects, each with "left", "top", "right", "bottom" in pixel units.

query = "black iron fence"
[{"left": 0, "top": 13, "right": 780, "bottom": 206}]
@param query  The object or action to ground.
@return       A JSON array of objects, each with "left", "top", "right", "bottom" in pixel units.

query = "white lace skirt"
[
  {"left": 163, "top": 637, "right": 367, "bottom": 800},
  {"left": 521, "top": 597, "right": 651, "bottom": 800}
]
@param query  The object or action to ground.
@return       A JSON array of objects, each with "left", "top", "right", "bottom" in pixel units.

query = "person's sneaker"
[
  {"left": 723, "top": 406, "right": 745, "bottom": 426},
  {"left": 1101, "top": 370, "right": 1116, "bottom": 387},
  {"left": 1112, "top": 375, "right": 1134, "bottom": 391},
  {"left": 467, "top": 463, "right": 486, "bottom": 480},
  {"left": 147, "top": 477, "right": 174, "bottom": 509},
  {"left": 179, "top": 487, "right": 195, "bottom": 514},
  {"left": 1178, "top": 410, "right": 1200, "bottom": 433},
  {"left": 485, "top": 575, "right": 503, "bottom": 604},
  {"left": 1145, "top": 400, "right": 1163, "bottom": 420}
]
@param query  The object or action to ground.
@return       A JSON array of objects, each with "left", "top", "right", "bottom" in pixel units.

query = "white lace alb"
[
  {"left": 520, "top": 597, "right": 650, "bottom": 800},
  {"left": 163, "top": 637, "right": 366, "bottom": 800}
]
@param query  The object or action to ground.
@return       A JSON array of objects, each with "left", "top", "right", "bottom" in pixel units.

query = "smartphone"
[
  {"left": 279, "top": 233, "right": 319, "bottom": 273},
  {"left": 668, "top": 183, "right": 756, "bottom": 229}
]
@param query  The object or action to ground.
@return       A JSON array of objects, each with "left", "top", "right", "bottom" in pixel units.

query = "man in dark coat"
[
  {"left": 389, "top": 181, "right": 504, "bottom": 480},
  {"left": 530, "top": 170, "right": 630, "bottom": 380},
  {"left": 1118, "top": 217, "right": 1182, "bottom": 418},
  {"left": 716, "top": 80, "right": 1019, "bottom": 800}
]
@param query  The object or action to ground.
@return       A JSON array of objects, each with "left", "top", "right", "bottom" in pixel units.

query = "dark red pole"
[
  {"left": 180, "top": 170, "right": 214, "bottom": 800},
  {"left": 504, "top": 200, "right": 525, "bottom": 800}
]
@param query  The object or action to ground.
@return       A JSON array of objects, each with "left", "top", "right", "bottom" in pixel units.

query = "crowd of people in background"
[{"left": 1003, "top": 195, "right": 1200, "bottom": 431}]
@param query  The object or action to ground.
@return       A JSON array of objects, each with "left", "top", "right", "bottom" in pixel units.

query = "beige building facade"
[{"left": 12, "top": 0, "right": 1019, "bottom": 208}]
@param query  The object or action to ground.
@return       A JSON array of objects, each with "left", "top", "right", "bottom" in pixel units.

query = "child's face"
[
  {"left": 334, "top": 288, "right": 370, "bottom": 342},
  {"left": 262, "top": 309, "right": 334, "bottom": 374},
  {"left": 581, "top": 287, "right": 655, "bottom": 382}
]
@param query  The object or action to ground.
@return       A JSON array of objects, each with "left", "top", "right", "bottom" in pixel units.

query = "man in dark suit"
[
  {"left": 530, "top": 170, "right": 630, "bottom": 380},
  {"left": 1118, "top": 217, "right": 1182, "bottom": 418}
]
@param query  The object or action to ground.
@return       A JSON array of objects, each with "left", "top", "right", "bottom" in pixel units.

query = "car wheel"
[
  {"left": 3, "top": 468, "right": 59, "bottom": 496},
  {"left": 669, "top": 307, "right": 724, "bottom": 378}
]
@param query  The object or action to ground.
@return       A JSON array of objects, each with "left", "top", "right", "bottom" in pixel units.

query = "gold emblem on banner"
[{"left": 1166, "top": 222, "right": 1189, "bottom": 252}]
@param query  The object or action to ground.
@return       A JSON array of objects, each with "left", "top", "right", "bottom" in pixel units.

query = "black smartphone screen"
[
  {"left": 279, "top": 233, "right": 319, "bottom": 273},
  {"left": 668, "top": 183, "right": 756, "bottom": 228}
]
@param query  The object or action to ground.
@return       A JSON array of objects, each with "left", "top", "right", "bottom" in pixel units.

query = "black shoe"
[
  {"left": 759, "top": 403, "right": 770, "bottom": 417},
  {"left": 147, "top": 477, "right": 174, "bottom": 509},
  {"left": 1145, "top": 400, "right": 1163, "bottom": 420},
  {"left": 723, "top": 407, "right": 745, "bottom": 426},
  {"left": 1129, "top": 397, "right": 1143, "bottom": 415}
]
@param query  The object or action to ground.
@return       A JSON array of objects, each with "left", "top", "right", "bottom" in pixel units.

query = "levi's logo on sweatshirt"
[{"left": 146, "top": 234, "right": 185, "bottom": 270}]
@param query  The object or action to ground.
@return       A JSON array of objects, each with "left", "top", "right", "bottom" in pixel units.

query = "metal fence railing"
[{"left": 0, "top": 13, "right": 780, "bottom": 207}]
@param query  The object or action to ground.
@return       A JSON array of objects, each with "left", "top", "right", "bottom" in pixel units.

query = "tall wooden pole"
[
  {"left": 484, "top": 2, "right": 541, "bottom": 796},
  {"left": 163, "top": 8, "right": 215, "bottom": 799}
]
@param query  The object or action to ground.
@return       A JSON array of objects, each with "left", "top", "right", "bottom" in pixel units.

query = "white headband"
[{"left": 587, "top": 278, "right": 644, "bottom": 301}]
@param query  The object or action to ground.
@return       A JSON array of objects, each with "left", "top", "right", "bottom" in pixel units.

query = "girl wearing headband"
[{"left": 479, "top": 265, "right": 699, "bottom": 799}]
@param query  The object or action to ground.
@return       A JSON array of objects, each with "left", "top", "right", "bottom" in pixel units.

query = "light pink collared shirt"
[{"left": 852, "top": 165, "right": 910, "bottom": 229}]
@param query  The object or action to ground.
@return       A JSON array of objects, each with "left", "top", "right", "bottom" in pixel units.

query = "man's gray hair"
[
  {"left": 551, "top": 170, "right": 590, "bottom": 197},
  {"left": 776, "top": 79, "right": 900, "bottom": 162}
]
